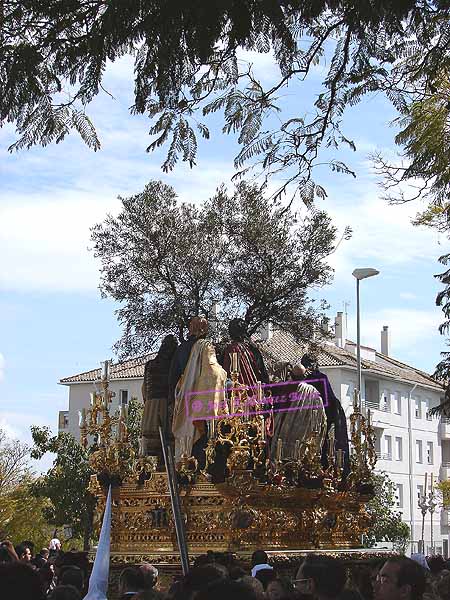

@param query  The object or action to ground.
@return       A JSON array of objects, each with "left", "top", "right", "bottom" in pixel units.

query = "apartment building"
[{"left": 59, "top": 315, "right": 447, "bottom": 554}]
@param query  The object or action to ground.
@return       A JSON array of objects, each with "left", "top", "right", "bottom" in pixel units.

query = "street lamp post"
[{"left": 352, "top": 268, "right": 380, "bottom": 409}]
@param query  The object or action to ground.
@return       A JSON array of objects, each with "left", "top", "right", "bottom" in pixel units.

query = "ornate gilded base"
[{"left": 90, "top": 469, "right": 374, "bottom": 555}]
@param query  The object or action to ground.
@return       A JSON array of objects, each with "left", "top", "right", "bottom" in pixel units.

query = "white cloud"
[
  {"left": 399, "top": 292, "right": 417, "bottom": 300},
  {"left": 346, "top": 307, "right": 442, "bottom": 360},
  {"left": 326, "top": 182, "right": 443, "bottom": 277},
  {"left": 0, "top": 191, "right": 120, "bottom": 292},
  {"left": 0, "top": 154, "right": 236, "bottom": 293},
  {"left": 0, "top": 415, "right": 21, "bottom": 441},
  {"left": 0, "top": 411, "right": 57, "bottom": 474}
]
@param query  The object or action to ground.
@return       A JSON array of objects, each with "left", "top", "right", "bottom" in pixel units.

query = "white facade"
[
  {"left": 59, "top": 378, "right": 143, "bottom": 440},
  {"left": 321, "top": 342, "right": 448, "bottom": 558}
]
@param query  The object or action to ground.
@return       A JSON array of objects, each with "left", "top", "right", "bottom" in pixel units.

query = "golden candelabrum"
[
  {"left": 80, "top": 361, "right": 157, "bottom": 489},
  {"left": 347, "top": 390, "right": 377, "bottom": 493}
]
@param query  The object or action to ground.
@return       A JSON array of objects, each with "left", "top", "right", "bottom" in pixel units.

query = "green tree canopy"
[
  {"left": 364, "top": 472, "right": 410, "bottom": 552},
  {"left": 91, "top": 180, "right": 340, "bottom": 357},
  {"left": 30, "top": 426, "right": 95, "bottom": 550}
]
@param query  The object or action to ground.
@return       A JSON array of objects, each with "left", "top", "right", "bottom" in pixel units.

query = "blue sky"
[{"left": 0, "top": 51, "right": 447, "bottom": 466}]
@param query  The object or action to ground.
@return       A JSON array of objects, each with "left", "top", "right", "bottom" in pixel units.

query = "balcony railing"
[
  {"left": 366, "top": 400, "right": 389, "bottom": 412},
  {"left": 375, "top": 451, "right": 392, "bottom": 460},
  {"left": 441, "top": 417, "right": 450, "bottom": 424}
]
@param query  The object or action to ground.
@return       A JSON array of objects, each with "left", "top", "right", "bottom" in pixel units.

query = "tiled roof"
[
  {"left": 60, "top": 330, "right": 442, "bottom": 392},
  {"left": 59, "top": 353, "right": 154, "bottom": 384},
  {"left": 255, "top": 330, "right": 443, "bottom": 392}
]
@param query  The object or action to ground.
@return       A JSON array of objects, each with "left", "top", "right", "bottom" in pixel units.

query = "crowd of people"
[{"left": 2, "top": 539, "right": 450, "bottom": 600}]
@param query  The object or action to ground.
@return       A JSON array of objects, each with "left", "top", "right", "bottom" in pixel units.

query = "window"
[
  {"left": 426, "top": 400, "right": 432, "bottom": 421},
  {"left": 384, "top": 435, "right": 392, "bottom": 460},
  {"left": 416, "top": 440, "right": 423, "bottom": 463},
  {"left": 395, "top": 484, "right": 404, "bottom": 508},
  {"left": 365, "top": 380, "right": 380, "bottom": 409},
  {"left": 417, "top": 484, "right": 424, "bottom": 504},
  {"left": 427, "top": 441, "right": 434, "bottom": 465},
  {"left": 395, "top": 437, "right": 403, "bottom": 461},
  {"left": 393, "top": 392, "right": 401, "bottom": 415},
  {"left": 381, "top": 390, "right": 390, "bottom": 412},
  {"left": 415, "top": 398, "right": 421, "bottom": 419},
  {"left": 119, "top": 389, "right": 129, "bottom": 405}
]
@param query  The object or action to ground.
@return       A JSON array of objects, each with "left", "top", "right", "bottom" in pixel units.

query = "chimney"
[
  {"left": 334, "top": 311, "right": 346, "bottom": 348},
  {"left": 257, "top": 322, "right": 273, "bottom": 341},
  {"left": 381, "top": 325, "right": 390, "bottom": 355}
]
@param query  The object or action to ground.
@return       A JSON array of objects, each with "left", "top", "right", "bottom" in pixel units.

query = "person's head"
[
  {"left": 266, "top": 576, "right": 295, "bottom": 600},
  {"left": 196, "top": 579, "right": 260, "bottom": 600},
  {"left": 139, "top": 563, "right": 158, "bottom": 589},
  {"left": 184, "top": 563, "right": 228, "bottom": 593},
  {"left": 40, "top": 548, "right": 49, "bottom": 560},
  {"left": 291, "top": 363, "right": 307, "bottom": 380},
  {"left": 16, "top": 542, "right": 33, "bottom": 563},
  {"left": 427, "top": 554, "right": 445, "bottom": 575},
  {"left": 374, "top": 558, "right": 426, "bottom": 600},
  {"left": 47, "top": 585, "right": 81, "bottom": 600},
  {"left": 158, "top": 334, "right": 178, "bottom": 360},
  {"left": 0, "top": 541, "right": 14, "bottom": 563},
  {"left": 251, "top": 550, "right": 269, "bottom": 567},
  {"left": 52, "top": 550, "right": 89, "bottom": 581},
  {"left": 296, "top": 555, "right": 346, "bottom": 599},
  {"left": 59, "top": 566, "right": 84, "bottom": 593},
  {"left": 301, "top": 354, "right": 318, "bottom": 371},
  {"left": 0, "top": 562, "right": 46, "bottom": 600},
  {"left": 189, "top": 316, "right": 208, "bottom": 338},
  {"left": 435, "top": 572, "right": 450, "bottom": 600},
  {"left": 255, "top": 567, "right": 276, "bottom": 590},
  {"left": 238, "top": 575, "right": 265, "bottom": 599},
  {"left": 119, "top": 566, "right": 146, "bottom": 596},
  {"left": 229, "top": 318, "right": 248, "bottom": 341}
]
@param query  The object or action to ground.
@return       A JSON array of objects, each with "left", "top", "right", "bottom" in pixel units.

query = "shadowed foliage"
[
  {"left": 2, "top": 1, "right": 450, "bottom": 202},
  {"left": 91, "top": 180, "right": 340, "bottom": 357}
]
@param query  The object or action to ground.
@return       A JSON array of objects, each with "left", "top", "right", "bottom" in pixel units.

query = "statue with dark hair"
[
  {"left": 141, "top": 334, "right": 179, "bottom": 461},
  {"left": 222, "top": 319, "right": 269, "bottom": 387},
  {"left": 168, "top": 317, "right": 208, "bottom": 401}
]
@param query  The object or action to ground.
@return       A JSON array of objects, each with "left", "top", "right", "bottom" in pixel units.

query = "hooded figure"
[{"left": 301, "top": 354, "right": 350, "bottom": 476}]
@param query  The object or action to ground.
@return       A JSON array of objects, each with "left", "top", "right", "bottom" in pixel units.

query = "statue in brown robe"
[{"left": 141, "top": 334, "right": 178, "bottom": 461}]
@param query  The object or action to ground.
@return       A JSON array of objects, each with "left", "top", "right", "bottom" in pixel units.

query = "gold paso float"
[{"left": 81, "top": 363, "right": 377, "bottom": 564}]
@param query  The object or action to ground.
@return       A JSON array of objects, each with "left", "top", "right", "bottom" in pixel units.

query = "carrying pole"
[{"left": 159, "top": 426, "right": 190, "bottom": 575}]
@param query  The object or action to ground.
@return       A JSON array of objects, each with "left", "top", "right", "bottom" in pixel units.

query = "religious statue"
[
  {"left": 168, "top": 316, "right": 209, "bottom": 402},
  {"left": 300, "top": 354, "right": 350, "bottom": 476},
  {"left": 270, "top": 363, "right": 327, "bottom": 461},
  {"left": 221, "top": 318, "right": 269, "bottom": 387},
  {"left": 141, "top": 334, "right": 178, "bottom": 462},
  {"left": 172, "top": 338, "right": 228, "bottom": 465}
]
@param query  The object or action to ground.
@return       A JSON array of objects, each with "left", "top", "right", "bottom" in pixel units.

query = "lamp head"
[{"left": 352, "top": 268, "right": 380, "bottom": 280}]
